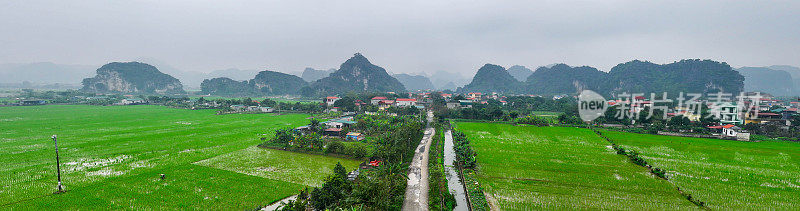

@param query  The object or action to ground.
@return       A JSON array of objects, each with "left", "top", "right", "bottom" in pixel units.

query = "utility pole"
[{"left": 52, "top": 135, "right": 63, "bottom": 192}]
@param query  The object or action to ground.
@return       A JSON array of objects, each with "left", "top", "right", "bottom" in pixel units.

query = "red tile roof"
[
  {"left": 371, "top": 96, "right": 388, "bottom": 100},
  {"left": 326, "top": 96, "right": 339, "bottom": 99},
  {"left": 396, "top": 98, "right": 416, "bottom": 102},
  {"left": 722, "top": 124, "right": 736, "bottom": 129}
]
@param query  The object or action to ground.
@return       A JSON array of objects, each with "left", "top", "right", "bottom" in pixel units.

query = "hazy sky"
[{"left": 1, "top": 0, "right": 799, "bottom": 76}]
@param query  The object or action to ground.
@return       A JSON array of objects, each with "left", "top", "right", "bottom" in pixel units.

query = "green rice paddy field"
[
  {"left": 456, "top": 122, "right": 800, "bottom": 210},
  {"left": 0, "top": 105, "right": 358, "bottom": 209},
  {"left": 602, "top": 130, "right": 800, "bottom": 209},
  {"left": 455, "top": 122, "right": 696, "bottom": 210}
]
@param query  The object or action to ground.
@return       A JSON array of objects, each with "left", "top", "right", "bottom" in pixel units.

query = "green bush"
[{"left": 514, "top": 115, "right": 551, "bottom": 126}]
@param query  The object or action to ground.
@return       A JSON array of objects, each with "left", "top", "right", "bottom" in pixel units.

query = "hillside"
[
  {"left": 393, "top": 73, "right": 435, "bottom": 91},
  {"left": 249, "top": 70, "right": 308, "bottom": 95},
  {"left": 525, "top": 64, "right": 606, "bottom": 95},
  {"left": 604, "top": 59, "right": 744, "bottom": 96},
  {"left": 507, "top": 65, "right": 534, "bottom": 82},
  {"left": 459, "top": 64, "right": 522, "bottom": 93},
  {"left": 301, "top": 53, "right": 406, "bottom": 96},
  {"left": 209, "top": 68, "right": 261, "bottom": 81},
  {"left": 81, "top": 62, "right": 184, "bottom": 94},
  {"left": 200, "top": 77, "right": 257, "bottom": 97},
  {"left": 766, "top": 65, "right": 800, "bottom": 93},
  {"left": 431, "top": 70, "right": 470, "bottom": 90},
  {"left": 300, "top": 68, "right": 336, "bottom": 82},
  {"left": 737, "top": 67, "right": 796, "bottom": 96},
  {"left": 518, "top": 60, "right": 745, "bottom": 96}
]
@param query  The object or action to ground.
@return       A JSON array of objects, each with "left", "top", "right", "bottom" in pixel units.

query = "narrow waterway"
[{"left": 444, "top": 130, "right": 469, "bottom": 211}]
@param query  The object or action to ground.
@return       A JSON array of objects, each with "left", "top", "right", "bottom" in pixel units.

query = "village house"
[
  {"left": 446, "top": 102, "right": 460, "bottom": 109},
  {"left": 396, "top": 98, "right": 417, "bottom": 107},
  {"left": 715, "top": 102, "right": 743, "bottom": 125},
  {"left": 324, "top": 128, "right": 343, "bottom": 137},
  {"left": 458, "top": 100, "right": 474, "bottom": 108},
  {"left": 440, "top": 93, "right": 452, "bottom": 100},
  {"left": 468, "top": 92, "right": 482, "bottom": 100},
  {"left": 346, "top": 132, "right": 365, "bottom": 141},
  {"left": 20, "top": 99, "right": 47, "bottom": 106},
  {"left": 370, "top": 96, "right": 388, "bottom": 105},
  {"left": 706, "top": 124, "right": 750, "bottom": 141},
  {"left": 378, "top": 100, "right": 395, "bottom": 110},
  {"left": 230, "top": 104, "right": 247, "bottom": 111},
  {"left": 323, "top": 118, "right": 356, "bottom": 129},
  {"left": 325, "top": 96, "right": 340, "bottom": 106},
  {"left": 120, "top": 98, "right": 145, "bottom": 105},
  {"left": 258, "top": 106, "right": 274, "bottom": 113}
]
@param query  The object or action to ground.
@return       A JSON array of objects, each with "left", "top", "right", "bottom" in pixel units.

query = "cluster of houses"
[
  {"left": 229, "top": 104, "right": 274, "bottom": 113},
  {"left": 323, "top": 95, "right": 426, "bottom": 111},
  {"left": 607, "top": 92, "right": 799, "bottom": 140},
  {"left": 445, "top": 92, "right": 508, "bottom": 109}
]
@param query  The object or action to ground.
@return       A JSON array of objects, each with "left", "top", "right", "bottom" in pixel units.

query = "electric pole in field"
[{"left": 52, "top": 135, "right": 63, "bottom": 192}]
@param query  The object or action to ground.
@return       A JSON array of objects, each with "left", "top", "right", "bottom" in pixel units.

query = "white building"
[
  {"left": 371, "top": 96, "right": 388, "bottom": 105},
  {"left": 325, "top": 96, "right": 340, "bottom": 106},
  {"left": 395, "top": 98, "right": 417, "bottom": 107}
]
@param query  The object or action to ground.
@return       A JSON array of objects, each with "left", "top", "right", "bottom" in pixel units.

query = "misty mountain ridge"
[
  {"left": 392, "top": 73, "right": 435, "bottom": 91},
  {"left": 301, "top": 68, "right": 336, "bottom": 82},
  {"left": 0, "top": 62, "right": 95, "bottom": 84},
  {"left": 507, "top": 65, "right": 534, "bottom": 82},
  {"left": 737, "top": 66, "right": 798, "bottom": 96},
  {"left": 430, "top": 70, "right": 470, "bottom": 91}
]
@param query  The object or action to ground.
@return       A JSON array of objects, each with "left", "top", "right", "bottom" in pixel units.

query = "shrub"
[
  {"left": 514, "top": 115, "right": 550, "bottom": 126},
  {"left": 325, "top": 141, "right": 344, "bottom": 154}
]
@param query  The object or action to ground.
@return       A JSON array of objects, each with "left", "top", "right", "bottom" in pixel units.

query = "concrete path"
[
  {"left": 402, "top": 111, "right": 435, "bottom": 211},
  {"left": 261, "top": 195, "right": 297, "bottom": 211},
  {"left": 444, "top": 130, "right": 469, "bottom": 211}
]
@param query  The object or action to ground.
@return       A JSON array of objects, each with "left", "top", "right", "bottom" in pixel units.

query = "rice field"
[
  {"left": 602, "top": 130, "right": 800, "bottom": 209},
  {"left": 0, "top": 105, "right": 345, "bottom": 209},
  {"left": 454, "top": 122, "right": 697, "bottom": 210},
  {"left": 196, "top": 146, "right": 361, "bottom": 187}
]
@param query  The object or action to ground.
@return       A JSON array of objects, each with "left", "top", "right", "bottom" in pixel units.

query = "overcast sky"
[{"left": 1, "top": 0, "right": 798, "bottom": 76}]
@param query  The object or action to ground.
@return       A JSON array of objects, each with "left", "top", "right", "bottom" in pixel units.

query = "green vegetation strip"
[
  {"left": 454, "top": 122, "right": 696, "bottom": 210},
  {"left": 428, "top": 123, "right": 456, "bottom": 210}
]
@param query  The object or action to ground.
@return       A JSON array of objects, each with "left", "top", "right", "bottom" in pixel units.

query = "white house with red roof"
[
  {"left": 370, "top": 96, "right": 388, "bottom": 105},
  {"left": 324, "top": 96, "right": 340, "bottom": 106},
  {"left": 395, "top": 98, "right": 417, "bottom": 107},
  {"left": 468, "top": 92, "right": 482, "bottom": 100},
  {"left": 378, "top": 100, "right": 395, "bottom": 110}
]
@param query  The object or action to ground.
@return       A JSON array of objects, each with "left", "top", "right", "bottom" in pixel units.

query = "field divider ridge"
[{"left": 589, "top": 127, "right": 708, "bottom": 209}]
